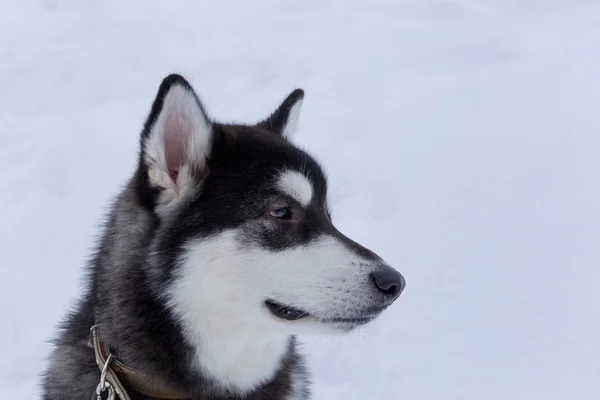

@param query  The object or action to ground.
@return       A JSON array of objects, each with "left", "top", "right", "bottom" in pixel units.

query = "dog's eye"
[{"left": 269, "top": 207, "right": 292, "bottom": 219}]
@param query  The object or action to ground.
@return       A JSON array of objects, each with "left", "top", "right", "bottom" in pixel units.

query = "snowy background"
[{"left": 1, "top": 0, "right": 599, "bottom": 399}]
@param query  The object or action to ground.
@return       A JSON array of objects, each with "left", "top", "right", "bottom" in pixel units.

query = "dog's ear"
[
  {"left": 138, "top": 74, "right": 212, "bottom": 209},
  {"left": 256, "top": 89, "right": 304, "bottom": 140}
]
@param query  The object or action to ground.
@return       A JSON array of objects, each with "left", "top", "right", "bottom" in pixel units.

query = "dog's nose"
[{"left": 370, "top": 266, "right": 405, "bottom": 304}]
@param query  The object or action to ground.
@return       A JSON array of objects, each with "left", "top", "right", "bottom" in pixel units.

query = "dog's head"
[{"left": 137, "top": 75, "right": 405, "bottom": 336}]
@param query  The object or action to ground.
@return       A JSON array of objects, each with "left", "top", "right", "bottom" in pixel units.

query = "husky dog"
[{"left": 42, "top": 74, "right": 405, "bottom": 400}]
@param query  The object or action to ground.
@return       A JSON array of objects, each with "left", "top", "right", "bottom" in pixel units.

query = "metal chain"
[{"left": 95, "top": 352, "right": 116, "bottom": 400}]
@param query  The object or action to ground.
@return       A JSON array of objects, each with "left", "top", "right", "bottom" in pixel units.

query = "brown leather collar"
[{"left": 90, "top": 325, "right": 193, "bottom": 400}]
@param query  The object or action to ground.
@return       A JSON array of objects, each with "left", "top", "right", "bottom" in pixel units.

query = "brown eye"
[{"left": 269, "top": 207, "right": 292, "bottom": 219}]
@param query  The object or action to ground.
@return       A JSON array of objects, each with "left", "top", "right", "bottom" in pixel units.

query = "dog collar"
[{"left": 90, "top": 325, "right": 192, "bottom": 400}]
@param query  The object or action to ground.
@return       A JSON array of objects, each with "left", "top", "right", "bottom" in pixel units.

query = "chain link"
[{"left": 96, "top": 352, "right": 117, "bottom": 400}]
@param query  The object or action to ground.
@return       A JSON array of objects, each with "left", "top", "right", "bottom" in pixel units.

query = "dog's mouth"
[
  {"left": 265, "top": 300, "right": 383, "bottom": 328},
  {"left": 265, "top": 300, "right": 310, "bottom": 321},
  {"left": 322, "top": 316, "right": 374, "bottom": 325}
]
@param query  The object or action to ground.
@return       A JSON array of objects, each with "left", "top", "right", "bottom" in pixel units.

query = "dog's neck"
[
  {"left": 184, "top": 317, "right": 293, "bottom": 393},
  {"left": 96, "top": 272, "right": 296, "bottom": 397}
]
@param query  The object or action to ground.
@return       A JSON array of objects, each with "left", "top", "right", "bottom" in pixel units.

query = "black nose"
[{"left": 370, "top": 267, "right": 405, "bottom": 304}]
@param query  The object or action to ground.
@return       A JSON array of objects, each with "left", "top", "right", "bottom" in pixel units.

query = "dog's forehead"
[
  {"left": 214, "top": 124, "right": 328, "bottom": 202},
  {"left": 262, "top": 142, "right": 328, "bottom": 205},
  {"left": 276, "top": 169, "right": 314, "bottom": 207}
]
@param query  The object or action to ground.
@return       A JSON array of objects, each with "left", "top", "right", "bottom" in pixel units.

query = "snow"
[{"left": 1, "top": 0, "right": 599, "bottom": 398}]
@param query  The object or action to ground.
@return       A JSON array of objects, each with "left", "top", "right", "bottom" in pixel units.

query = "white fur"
[
  {"left": 144, "top": 84, "right": 211, "bottom": 209},
  {"left": 282, "top": 98, "right": 303, "bottom": 140},
  {"left": 277, "top": 170, "right": 313, "bottom": 207},
  {"left": 166, "top": 229, "right": 382, "bottom": 393}
]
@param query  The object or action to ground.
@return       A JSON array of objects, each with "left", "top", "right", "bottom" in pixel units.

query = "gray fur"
[
  {"left": 41, "top": 74, "right": 403, "bottom": 400},
  {"left": 42, "top": 181, "right": 310, "bottom": 400}
]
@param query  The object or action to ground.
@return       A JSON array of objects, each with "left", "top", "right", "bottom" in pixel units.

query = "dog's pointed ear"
[
  {"left": 256, "top": 89, "right": 304, "bottom": 140},
  {"left": 138, "top": 74, "right": 212, "bottom": 208}
]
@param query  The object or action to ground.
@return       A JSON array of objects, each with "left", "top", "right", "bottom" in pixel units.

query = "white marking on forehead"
[{"left": 277, "top": 170, "right": 313, "bottom": 207}]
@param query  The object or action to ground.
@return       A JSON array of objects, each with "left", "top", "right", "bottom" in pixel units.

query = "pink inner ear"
[{"left": 163, "top": 111, "right": 191, "bottom": 182}]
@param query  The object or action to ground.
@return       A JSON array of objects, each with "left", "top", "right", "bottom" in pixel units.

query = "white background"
[{"left": 1, "top": 0, "right": 599, "bottom": 398}]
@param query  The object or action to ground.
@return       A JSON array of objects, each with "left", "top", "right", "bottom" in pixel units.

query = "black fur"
[
  {"left": 256, "top": 89, "right": 304, "bottom": 136},
  {"left": 42, "top": 74, "right": 402, "bottom": 400},
  {"left": 42, "top": 75, "right": 316, "bottom": 400}
]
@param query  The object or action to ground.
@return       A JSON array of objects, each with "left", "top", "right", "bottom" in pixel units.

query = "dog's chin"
[{"left": 263, "top": 300, "right": 382, "bottom": 333}]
